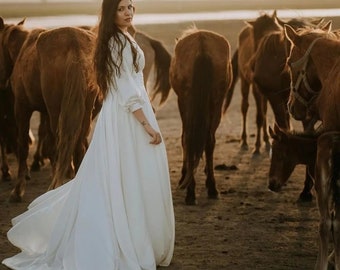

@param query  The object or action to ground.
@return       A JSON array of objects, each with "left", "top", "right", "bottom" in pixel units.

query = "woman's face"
[{"left": 115, "top": 0, "right": 134, "bottom": 32}]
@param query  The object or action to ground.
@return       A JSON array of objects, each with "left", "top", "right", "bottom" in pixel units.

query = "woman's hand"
[
  {"left": 143, "top": 123, "right": 162, "bottom": 145},
  {"left": 132, "top": 109, "right": 162, "bottom": 145}
]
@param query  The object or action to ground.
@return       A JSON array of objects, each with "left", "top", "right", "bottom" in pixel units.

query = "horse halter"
[{"left": 289, "top": 37, "right": 322, "bottom": 108}]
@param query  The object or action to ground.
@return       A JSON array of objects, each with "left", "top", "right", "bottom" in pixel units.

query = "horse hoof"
[
  {"left": 268, "top": 183, "right": 281, "bottom": 193},
  {"left": 1, "top": 173, "right": 12, "bottom": 182},
  {"left": 265, "top": 142, "right": 271, "bottom": 152},
  {"left": 185, "top": 197, "right": 197, "bottom": 205},
  {"left": 9, "top": 193, "right": 23, "bottom": 203},
  {"left": 252, "top": 149, "right": 261, "bottom": 156},
  {"left": 240, "top": 143, "right": 249, "bottom": 151},
  {"left": 298, "top": 192, "right": 313, "bottom": 202},
  {"left": 208, "top": 190, "right": 219, "bottom": 199}
]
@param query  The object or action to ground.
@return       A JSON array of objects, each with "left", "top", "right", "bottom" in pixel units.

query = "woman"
[{"left": 2, "top": 0, "right": 175, "bottom": 269}]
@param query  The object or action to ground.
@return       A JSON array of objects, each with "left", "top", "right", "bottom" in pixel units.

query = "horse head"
[
  {"left": 246, "top": 10, "right": 281, "bottom": 50},
  {"left": 284, "top": 24, "right": 333, "bottom": 121},
  {"left": 0, "top": 17, "right": 28, "bottom": 89},
  {"left": 268, "top": 125, "right": 297, "bottom": 192}
]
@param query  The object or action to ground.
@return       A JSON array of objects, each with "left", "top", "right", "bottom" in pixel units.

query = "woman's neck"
[{"left": 118, "top": 26, "right": 128, "bottom": 34}]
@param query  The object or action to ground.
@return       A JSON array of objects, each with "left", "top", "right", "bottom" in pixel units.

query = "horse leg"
[
  {"left": 299, "top": 166, "right": 314, "bottom": 202},
  {"left": 315, "top": 199, "right": 332, "bottom": 270},
  {"left": 178, "top": 130, "right": 196, "bottom": 205},
  {"left": 178, "top": 116, "right": 187, "bottom": 187},
  {"left": 261, "top": 96, "right": 270, "bottom": 152},
  {"left": 240, "top": 77, "right": 250, "bottom": 151},
  {"left": 315, "top": 170, "right": 332, "bottom": 269},
  {"left": 252, "top": 84, "right": 265, "bottom": 155},
  {"left": 333, "top": 203, "right": 340, "bottom": 270},
  {"left": 10, "top": 108, "right": 32, "bottom": 202},
  {"left": 185, "top": 173, "right": 196, "bottom": 205},
  {"left": 31, "top": 113, "right": 48, "bottom": 171},
  {"left": 204, "top": 133, "right": 218, "bottom": 199},
  {"left": 0, "top": 141, "right": 11, "bottom": 181}
]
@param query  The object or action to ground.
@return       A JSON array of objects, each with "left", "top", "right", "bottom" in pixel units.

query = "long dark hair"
[{"left": 94, "top": 0, "right": 139, "bottom": 99}]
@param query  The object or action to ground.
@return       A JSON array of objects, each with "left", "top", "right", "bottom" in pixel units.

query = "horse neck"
[
  {"left": 311, "top": 39, "right": 340, "bottom": 83},
  {"left": 7, "top": 27, "right": 29, "bottom": 64}
]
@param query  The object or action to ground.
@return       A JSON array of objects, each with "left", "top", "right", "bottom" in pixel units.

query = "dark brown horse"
[
  {"left": 0, "top": 18, "right": 99, "bottom": 201},
  {"left": 224, "top": 11, "right": 280, "bottom": 154},
  {"left": 170, "top": 27, "right": 232, "bottom": 205},
  {"left": 252, "top": 18, "right": 325, "bottom": 131},
  {"left": 285, "top": 25, "right": 340, "bottom": 269},
  {"left": 268, "top": 125, "right": 319, "bottom": 201},
  {"left": 252, "top": 18, "right": 326, "bottom": 200}
]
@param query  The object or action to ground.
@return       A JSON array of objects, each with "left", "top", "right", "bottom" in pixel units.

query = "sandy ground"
[{"left": 1, "top": 3, "right": 340, "bottom": 270}]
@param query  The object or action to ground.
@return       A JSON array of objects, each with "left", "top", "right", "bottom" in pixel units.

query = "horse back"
[
  {"left": 36, "top": 27, "right": 97, "bottom": 119},
  {"left": 40, "top": 26, "right": 98, "bottom": 131},
  {"left": 253, "top": 31, "right": 289, "bottom": 91},
  {"left": 171, "top": 30, "right": 230, "bottom": 95},
  {"left": 10, "top": 28, "right": 46, "bottom": 110}
]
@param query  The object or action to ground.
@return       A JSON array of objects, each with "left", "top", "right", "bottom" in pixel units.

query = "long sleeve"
[{"left": 110, "top": 37, "right": 146, "bottom": 112}]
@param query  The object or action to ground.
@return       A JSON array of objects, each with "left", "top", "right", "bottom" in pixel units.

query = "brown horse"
[
  {"left": 224, "top": 11, "right": 280, "bottom": 154},
  {"left": 170, "top": 27, "right": 232, "bottom": 205},
  {"left": 285, "top": 25, "right": 340, "bottom": 269},
  {"left": 252, "top": 18, "right": 325, "bottom": 131},
  {"left": 0, "top": 17, "right": 99, "bottom": 201},
  {"left": 285, "top": 23, "right": 340, "bottom": 129},
  {"left": 268, "top": 125, "right": 319, "bottom": 201},
  {"left": 252, "top": 18, "right": 326, "bottom": 200}
]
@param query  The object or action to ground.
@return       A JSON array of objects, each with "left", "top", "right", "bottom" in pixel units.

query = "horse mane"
[
  {"left": 295, "top": 27, "right": 339, "bottom": 40},
  {"left": 256, "top": 30, "right": 284, "bottom": 57},
  {"left": 177, "top": 24, "right": 199, "bottom": 40}
]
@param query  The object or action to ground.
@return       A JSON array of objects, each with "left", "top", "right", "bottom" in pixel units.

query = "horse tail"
[
  {"left": 54, "top": 50, "right": 88, "bottom": 186},
  {"left": 180, "top": 51, "right": 213, "bottom": 188},
  {"left": 223, "top": 48, "right": 238, "bottom": 113},
  {"left": 148, "top": 37, "right": 172, "bottom": 105}
]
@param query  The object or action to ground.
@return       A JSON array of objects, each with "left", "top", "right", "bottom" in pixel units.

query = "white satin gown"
[{"left": 2, "top": 35, "right": 175, "bottom": 270}]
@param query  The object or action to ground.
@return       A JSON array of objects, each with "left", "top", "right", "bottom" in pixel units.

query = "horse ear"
[
  {"left": 18, "top": 18, "right": 26, "bottom": 26},
  {"left": 272, "top": 10, "right": 278, "bottom": 19},
  {"left": 321, "top": 20, "right": 332, "bottom": 32},
  {"left": 0, "top": 17, "right": 4, "bottom": 30},
  {"left": 276, "top": 17, "right": 286, "bottom": 27},
  {"left": 269, "top": 125, "right": 280, "bottom": 141},
  {"left": 268, "top": 126, "right": 275, "bottom": 138},
  {"left": 284, "top": 24, "right": 298, "bottom": 45},
  {"left": 245, "top": 20, "right": 255, "bottom": 28},
  {"left": 311, "top": 18, "right": 325, "bottom": 27}
]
